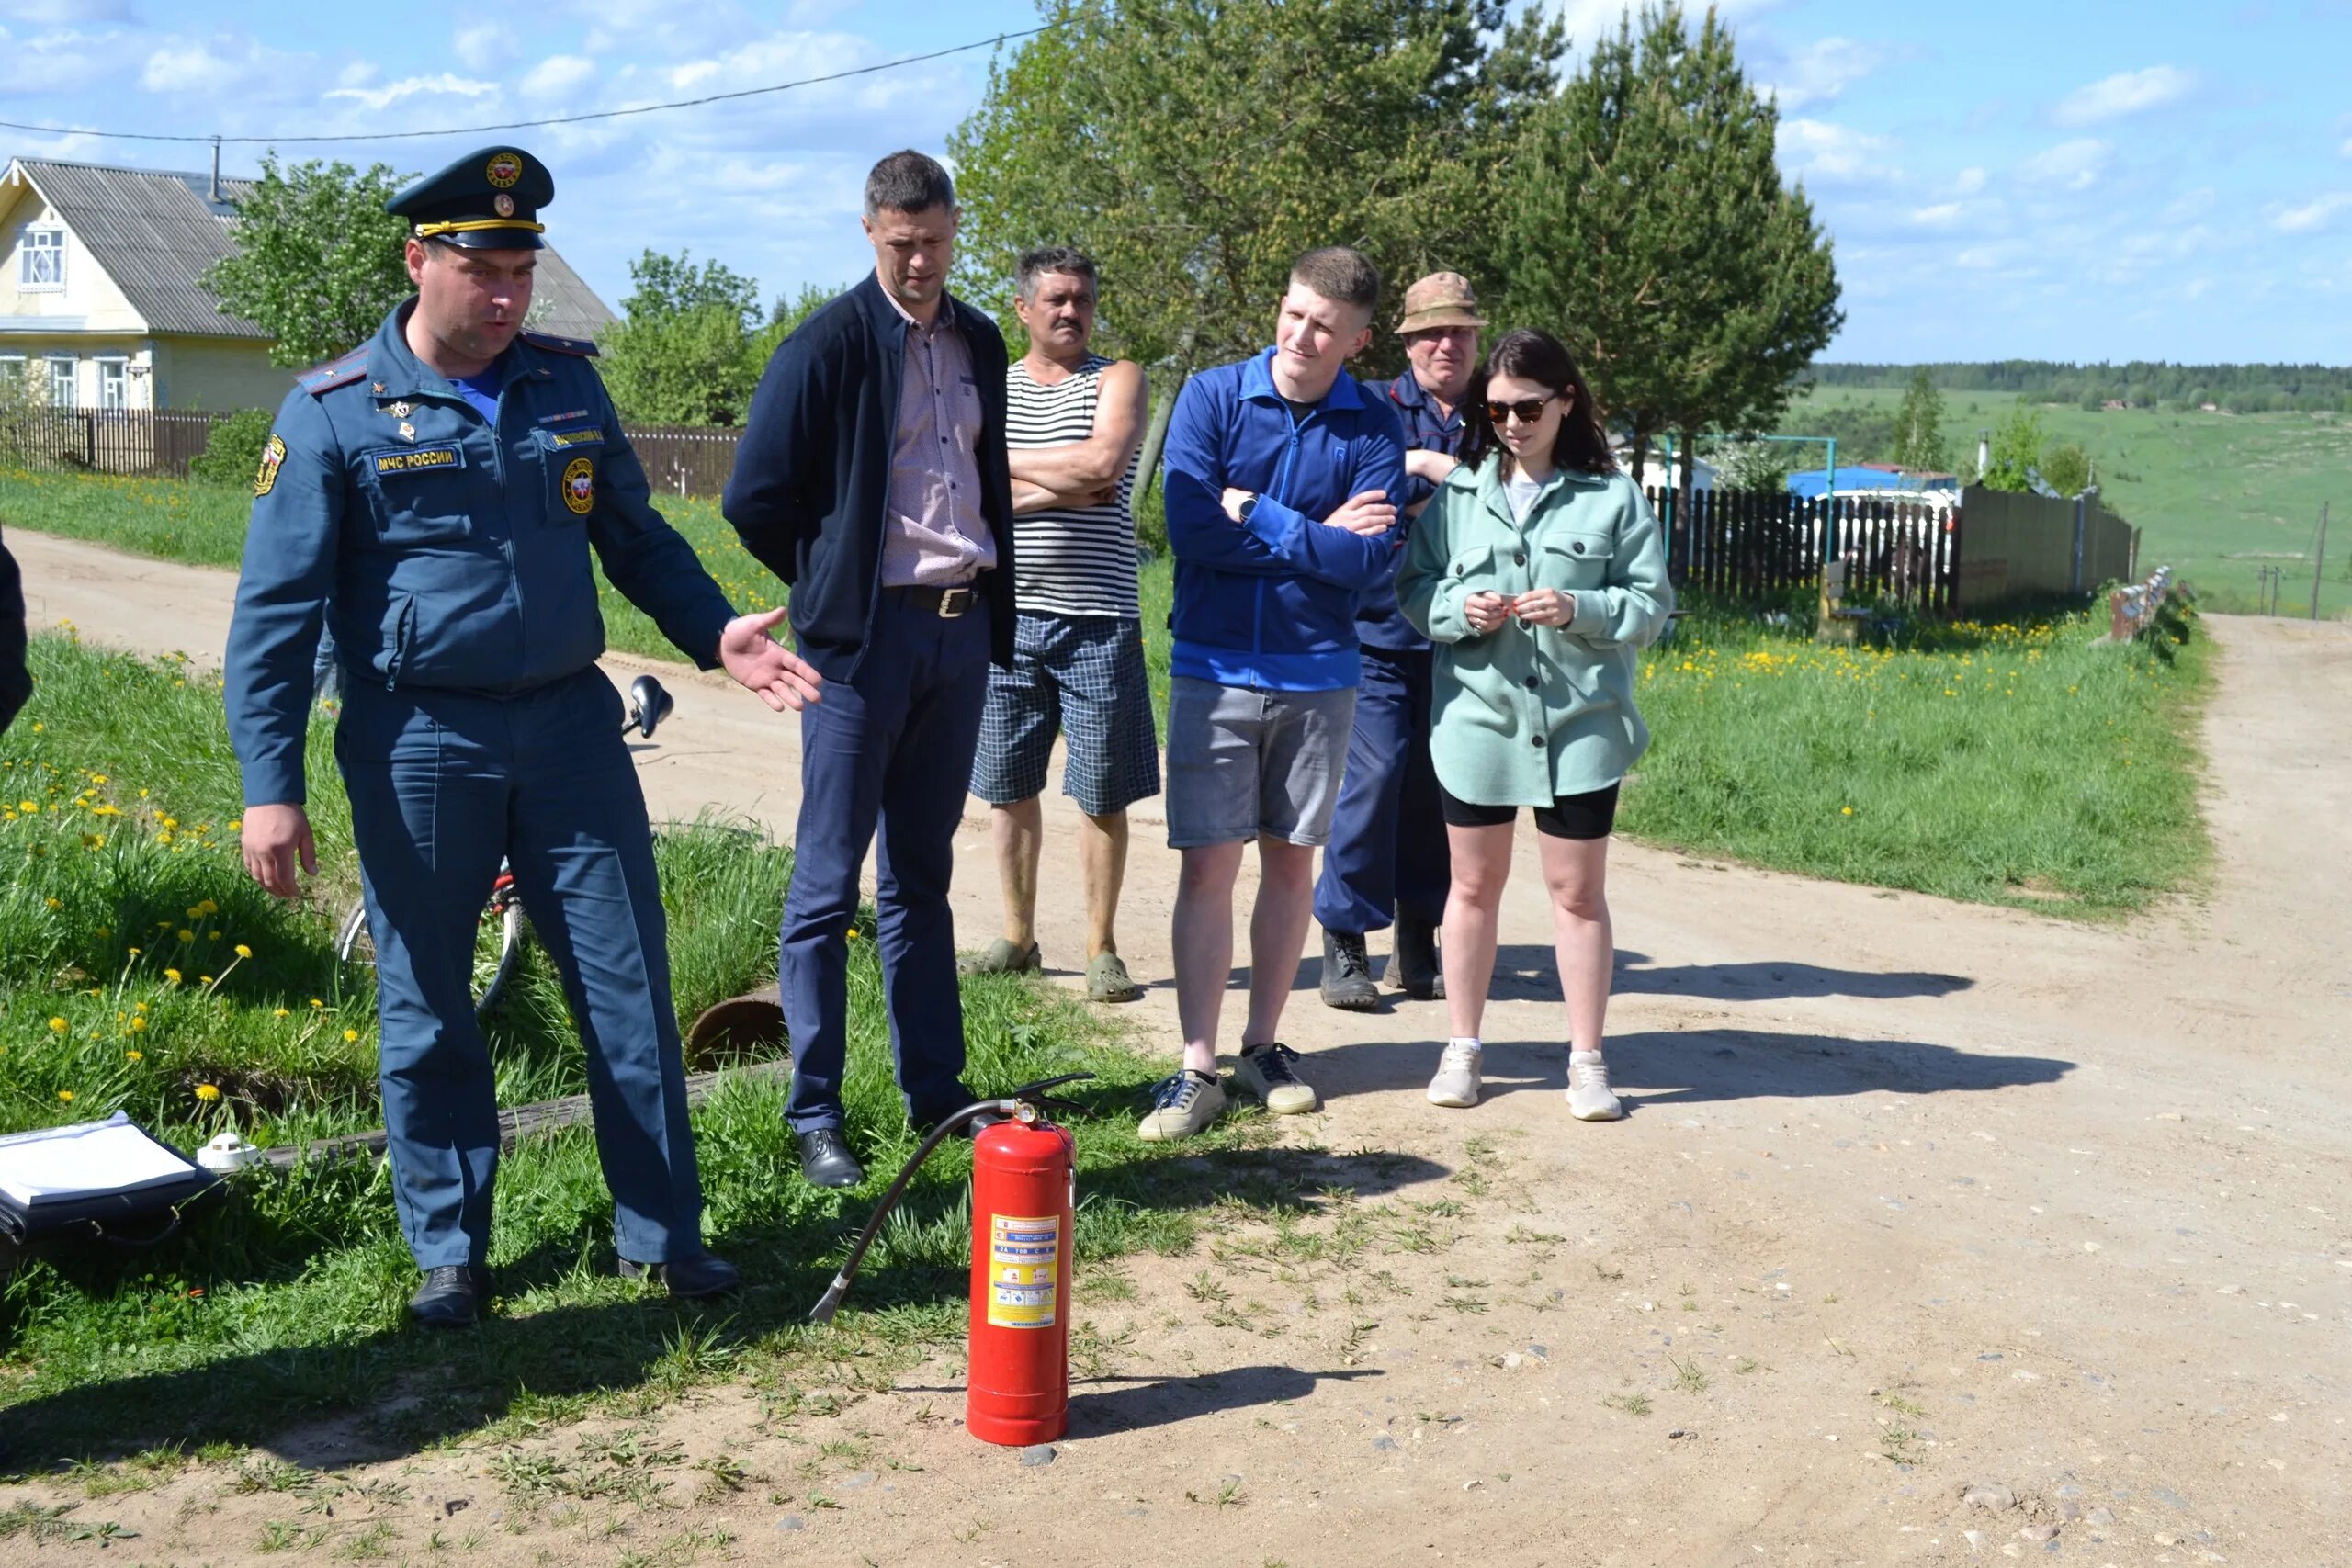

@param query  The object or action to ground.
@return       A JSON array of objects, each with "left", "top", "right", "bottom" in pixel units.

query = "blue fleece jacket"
[{"left": 1161, "top": 349, "right": 1407, "bottom": 691}]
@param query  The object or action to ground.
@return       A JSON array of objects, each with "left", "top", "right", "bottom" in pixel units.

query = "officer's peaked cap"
[{"left": 386, "top": 147, "right": 553, "bottom": 250}]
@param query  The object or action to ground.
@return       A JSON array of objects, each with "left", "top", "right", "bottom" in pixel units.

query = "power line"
[{"left": 0, "top": 27, "right": 1047, "bottom": 146}]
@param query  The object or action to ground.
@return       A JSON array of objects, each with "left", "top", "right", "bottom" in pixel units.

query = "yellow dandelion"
[
  {"left": 130, "top": 1017, "right": 147, "bottom": 1032},
  {"left": 194, "top": 1083, "right": 221, "bottom": 1103},
  {"left": 58, "top": 1089, "right": 74, "bottom": 1103},
  {"left": 176, "top": 929, "right": 195, "bottom": 942},
  {"left": 164, "top": 967, "right": 184, "bottom": 985},
  {"left": 198, "top": 975, "right": 214, "bottom": 986},
  {"left": 48, "top": 1017, "right": 68, "bottom": 1033},
  {"left": 198, "top": 899, "right": 218, "bottom": 915},
  {"left": 274, "top": 1008, "right": 290, "bottom": 1019},
  {"left": 344, "top": 1028, "right": 360, "bottom": 1043},
  {"left": 310, "top": 998, "right": 324, "bottom": 1008},
  {"left": 125, "top": 1049, "right": 143, "bottom": 1062},
  {"left": 234, "top": 943, "right": 253, "bottom": 959},
  {"left": 209, "top": 930, "right": 222, "bottom": 940},
  {"left": 846, "top": 927, "right": 861, "bottom": 941},
  {"left": 184, "top": 906, "right": 201, "bottom": 919},
  {"left": 1841, "top": 806, "right": 1855, "bottom": 817},
  {"left": 228, "top": 818, "right": 242, "bottom": 831},
  {"left": 46, "top": 897, "right": 62, "bottom": 910}
]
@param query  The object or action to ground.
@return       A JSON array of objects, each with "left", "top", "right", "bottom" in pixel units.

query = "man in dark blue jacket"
[
  {"left": 225, "top": 147, "right": 821, "bottom": 1326},
  {"left": 1140, "top": 246, "right": 1406, "bottom": 1142},
  {"left": 725, "top": 151, "right": 1016, "bottom": 1189}
]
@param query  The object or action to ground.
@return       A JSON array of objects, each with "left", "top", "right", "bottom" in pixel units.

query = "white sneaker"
[
  {"left": 1137, "top": 1069, "right": 1227, "bottom": 1141},
  {"left": 1566, "top": 1050, "right": 1623, "bottom": 1121},
  {"left": 1427, "top": 1039, "right": 1483, "bottom": 1109},
  {"left": 1233, "top": 1043, "right": 1319, "bottom": 1115}
]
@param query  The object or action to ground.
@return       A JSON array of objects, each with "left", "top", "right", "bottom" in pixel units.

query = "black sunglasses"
[{"left": 1485, "top": 393, "right": 1561, "bottom": 426}]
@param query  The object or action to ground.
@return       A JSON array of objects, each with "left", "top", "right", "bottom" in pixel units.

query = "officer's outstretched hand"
[
  {"left": 719, "top": 607, "right": 824, "bottom": 713},
  {"left": 243, "top": 804, "right": 317, "bottom": 899}
]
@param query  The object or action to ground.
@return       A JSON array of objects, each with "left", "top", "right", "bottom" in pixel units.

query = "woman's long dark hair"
[{"left": 1458, "top": 328, "right": 1615, "bottom": 478}]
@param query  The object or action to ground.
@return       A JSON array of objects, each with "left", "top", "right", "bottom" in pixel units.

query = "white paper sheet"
[{"left": 0, "top": 1111, "right": 200, "bottom": 1207}]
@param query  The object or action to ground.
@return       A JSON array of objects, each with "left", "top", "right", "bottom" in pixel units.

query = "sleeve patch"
[{"left": 254, "top": 434, "right": 287, "bottom": 496}]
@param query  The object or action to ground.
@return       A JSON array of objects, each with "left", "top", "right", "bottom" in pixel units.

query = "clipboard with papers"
[{"left": 0, "top": 1111, "right": 216, "bottom": 1247}]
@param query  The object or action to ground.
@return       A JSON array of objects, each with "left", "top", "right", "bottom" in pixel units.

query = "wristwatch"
[{"left": 1238, "top": 494, "right": 1259, "bottom": 523}]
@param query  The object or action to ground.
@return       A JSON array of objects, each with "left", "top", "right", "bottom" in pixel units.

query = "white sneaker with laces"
[
  {"left": 1566, "top": 1049, "right": 1623, "bottom": 1121},
  {"left": 1137, "top": 1069, "right": 1227, "bottom": 1141},
  {"left": 1427, "top": 1039, "right": 1483, "bottom": 1109}
]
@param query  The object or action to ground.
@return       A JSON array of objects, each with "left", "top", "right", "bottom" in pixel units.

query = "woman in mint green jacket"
[{"left": 1397, "top": 329, "right": 1671, "bottom": 1119}]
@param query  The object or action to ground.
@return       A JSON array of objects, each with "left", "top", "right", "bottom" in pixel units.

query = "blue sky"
[{"left": 4, "top": 0, "right": 2347, "bottom": 364}]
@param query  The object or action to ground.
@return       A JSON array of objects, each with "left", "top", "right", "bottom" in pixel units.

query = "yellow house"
[{"left": 1, "top": 156, "right": 614, "bottom": 413}]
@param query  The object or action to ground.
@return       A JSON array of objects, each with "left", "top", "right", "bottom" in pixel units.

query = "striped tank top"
[{"left": 1006, "top": 354, "right": 1141, "bottom": 619}]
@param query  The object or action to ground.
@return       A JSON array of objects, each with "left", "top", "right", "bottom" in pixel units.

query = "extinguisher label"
[{"left": 987, "top": 1213, "right": 1061, "bottom": 1329}]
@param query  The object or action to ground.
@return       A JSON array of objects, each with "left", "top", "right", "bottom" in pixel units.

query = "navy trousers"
[
  {"left": 780, "top": 595, "right": 991, "bottom": 1134},
  {"left": 337, "top": 668, "right": 703, "bottom": 1271},
  {"left": 1313, "top": 643, "right": 1451, "bottom": 936}
]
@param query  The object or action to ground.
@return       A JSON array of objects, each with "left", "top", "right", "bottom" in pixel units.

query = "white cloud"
[
  {"left": 2052, "top": 65, "right": 2192, "bottom": 127},
  {"left": 2341, "top": 136, "right": 2352, "bottom": 159},
  {"left": 141, "top": 41, "right": 252, "bottom": 95},
  {"left": 2272, "top": 192, "right": 2352, "bottom": 233},
  {"left": 521, "top": 54, "right": 595, "bottom": 99},
  {"left": 1954, "top": 166, "right": 1986, "bottom": 196},
  {"left": 453, "top": 24, "right": 515, "bottom": 73},
  {"left": 1910, "top": 202, "right": 1962, "bottom": 229},
  {"left": 323, "top": 73, "right": 499, "bottom": 112},
  {"left": 1779, "top": 118, "right": 1895, "bottom": 182},
  {"left": 1760, "top": 37, "right": 1882, "bottom": 113},
  {"left": 2018, "top": 138, "right": 2110, "bottom": 191}
]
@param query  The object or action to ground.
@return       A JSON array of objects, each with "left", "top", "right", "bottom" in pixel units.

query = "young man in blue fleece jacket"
[{"left": 1139, "top": 245, "right": 1408, "bottom": 1141}]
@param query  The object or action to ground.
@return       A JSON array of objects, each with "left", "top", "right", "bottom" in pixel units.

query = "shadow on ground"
[
  {"left": 1300, "top": 1026, "right": 2071, "bottom": 1108},
  {"left": 0, "top": 1141, "right": 1444, "bottom": 1475}
]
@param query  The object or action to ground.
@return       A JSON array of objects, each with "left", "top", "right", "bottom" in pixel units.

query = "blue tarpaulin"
[{"left": 1786, "top": 467, "right": 1956, "bottom": 499}]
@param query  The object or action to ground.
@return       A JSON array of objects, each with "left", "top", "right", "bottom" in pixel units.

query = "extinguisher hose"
[{"left": 807, "top": 1071, "right": 1093, "bottom": 1325}]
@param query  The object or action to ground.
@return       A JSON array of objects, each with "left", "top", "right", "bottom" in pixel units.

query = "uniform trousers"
[
  {"left": 779, "top": 593, "right": 992, "bottom": 1134},
  {"left": 337, "top": 667, "right": 703, "bottom": 1272},
  {"left": 1312, "top": 643, "right": 1452, "bottom": 936}
]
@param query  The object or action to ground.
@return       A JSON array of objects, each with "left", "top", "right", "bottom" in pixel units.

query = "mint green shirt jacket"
[{"left": 1396, "top": 461, "right": 1673, "bottom": 807}]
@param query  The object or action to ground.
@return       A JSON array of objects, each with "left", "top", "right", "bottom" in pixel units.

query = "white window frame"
[
  {"left": 46, "top": 353, "right": 77, "bottom": 407},
  {"left": 18, "top": 226, "right": 65, "bottom": 291},
  {"left": 96, "top": 355, "right": 128, "bottom": 412}
]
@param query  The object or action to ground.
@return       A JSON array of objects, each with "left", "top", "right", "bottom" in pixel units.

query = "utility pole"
[{"left": 2312, "top": 502, "right": 2331, "bottom": 620}]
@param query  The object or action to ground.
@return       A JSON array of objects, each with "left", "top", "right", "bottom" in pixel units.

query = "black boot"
[
  {"left": 408, "top": 1266, "right": 484, "bottom": 1328},
  {"left": 1319, "top": 929, "right": 1379, "bottom": 1011},
  {"left": 796, "top": 1127, "right": 865, "bottom": 1190},
  {"left": 1392, "top": 912, "right": 1445, "bottom": 1001}
]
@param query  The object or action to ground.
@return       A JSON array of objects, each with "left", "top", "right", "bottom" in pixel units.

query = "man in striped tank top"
[{"left": 965, "top": 246, "right": 1159, "bottom": 1003}]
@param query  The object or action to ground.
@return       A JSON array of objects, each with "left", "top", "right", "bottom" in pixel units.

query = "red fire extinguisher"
[{"left": 808, "top": 1073, "right": 1089, "bottom": 1447}]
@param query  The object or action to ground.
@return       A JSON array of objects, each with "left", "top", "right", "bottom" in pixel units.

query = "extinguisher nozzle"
[{"left": 808, "top": 1273, "right": 852, "bottom": 1325}]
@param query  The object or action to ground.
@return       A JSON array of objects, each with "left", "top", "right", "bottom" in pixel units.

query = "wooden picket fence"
[
  {"left": 1647, "top": 486, "right": 1962, "bottom": 615},
  {"left": 1, "top": 407, "right": 229, "bottom": 479}
]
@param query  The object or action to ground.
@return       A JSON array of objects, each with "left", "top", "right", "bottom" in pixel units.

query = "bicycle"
[{"left": 334, "top": 673, "right": 677, "bottom": 1018}]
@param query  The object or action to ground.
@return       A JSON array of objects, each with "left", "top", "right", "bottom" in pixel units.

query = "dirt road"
[{"left": 8, "top": 529, "right": 2350, "bottom": 1566}]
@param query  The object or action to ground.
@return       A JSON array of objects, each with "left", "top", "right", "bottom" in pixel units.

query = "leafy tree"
[
  {"left": 1979, "top": 400, "right": 2050, "bottom": 491},
  {"left": 2038, "top": 440, "right": 2091, "bottom": 496},
  {"left": 1890, "top": 367, "right": 1950, "bottom": 471},
  {"left": 203, "top": 156, "right": 416, "bottom": 367},
  {"left": 598, "top": 250, "right": 768, "bottom": 427},
  {"left": 1709, "top": 438, "right": 1795, "bottom": 492},
  {"left": 1500, "top": 4, "right": 1841, "bottom": 497},
  {"left": 951, "top": 0, "right": 1565, "bottom": 482},
  {"left": 748, "top": 281, "right": 848, "bottom": 369}
]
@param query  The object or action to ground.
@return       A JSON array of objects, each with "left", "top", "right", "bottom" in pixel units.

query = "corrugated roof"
[{"left": 7, "top": 157, "right": 616, "bottom": 345}]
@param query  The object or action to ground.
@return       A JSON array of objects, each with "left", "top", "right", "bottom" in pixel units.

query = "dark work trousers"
[
  {"left": 780, "top": 593, "right": 992, "bottom": 1134},
  {"left": 337, "top": 668, "right": 704, "bottom": 1272},
  {"left": 1312, "top": 643, "right": 1451, "bottom": 936}
]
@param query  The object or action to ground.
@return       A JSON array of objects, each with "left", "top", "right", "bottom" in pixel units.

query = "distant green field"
[{"left": 1784, "top": 387, "right": 2352, "bottom": 618}]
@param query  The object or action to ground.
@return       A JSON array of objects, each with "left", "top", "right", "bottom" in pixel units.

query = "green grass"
[
  {"left": 1782, "top": 388, "right": 2352, "bottom": 618},
  {"left": 1622, "top": 598, "right": 2210, "bottom": 913},
  {"left": 0, "top": 632, "right": 1306, "bottom": 1470}
]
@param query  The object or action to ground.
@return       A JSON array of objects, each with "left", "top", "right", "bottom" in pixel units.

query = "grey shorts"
[{"left": 1164, "top": 676, "right": 1357, "bottom": 850}]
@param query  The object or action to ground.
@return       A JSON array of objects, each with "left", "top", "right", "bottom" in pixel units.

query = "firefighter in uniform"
[{"left": 224, "top": 147, "right": 822, "bottom": 1327}]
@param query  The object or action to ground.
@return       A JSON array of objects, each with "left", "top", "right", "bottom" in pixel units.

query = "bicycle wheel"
[{"left": 336, "top": 887, "right": 527, "bottom": 1021}]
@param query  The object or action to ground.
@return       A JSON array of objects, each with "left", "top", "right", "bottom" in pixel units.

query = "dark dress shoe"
[
  {"left": 408, "top": 1265, "right": 481, "bottom": 1327},
  {"left": 1319, "top": 929, "right": 1380, "bottom": 1011},
  {"left": 1392, "top": 912, "right": 1445, "bottom": 1000},
  {"left": 797, "top": 1127, "right": 865, "bottom": 1189},
  {"left": 620, "top": 1251, "right": 741, "bottom": 1299}
]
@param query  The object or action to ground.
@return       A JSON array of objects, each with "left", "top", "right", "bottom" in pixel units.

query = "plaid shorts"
[{"left": 972, "top": 613, "right": 1162, "bottom": 817}]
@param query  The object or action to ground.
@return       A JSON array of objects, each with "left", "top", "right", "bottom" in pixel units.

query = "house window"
[
  {"left": 18, "top": 227, "right": 64, "bottom": 290},
  {"left": 47, "top": 354, "right": 77, "bottom": 407},
  {"left": 97, "top": 356, "right": 128, "bottom": 411},
  {"left": 0, "top": 354, "right": 24, "bottom": 387}
]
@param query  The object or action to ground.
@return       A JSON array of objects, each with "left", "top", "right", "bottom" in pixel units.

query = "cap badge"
[
  {"left": 387, "top": 400, "right": 413, "bottom": 419},
  {"left": 492, "top": 193, "right": 515, "bottom": 218},
  {"left": 485, "top": 152, "right": 523, "bottom": 189}
]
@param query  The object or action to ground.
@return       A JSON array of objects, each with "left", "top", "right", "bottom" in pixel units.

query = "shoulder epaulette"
[
  {"left": 520, "top": 328, "right": 599, "bottom": 358},
  {"left": 295, "top": 348, "right": 370, "bottom": 396}
]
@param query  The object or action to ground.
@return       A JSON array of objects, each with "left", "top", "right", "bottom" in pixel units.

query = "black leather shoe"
[
  {"left": 408, "top": 1265, "right": 481, "bottom": 1328},
  {"left": 1392, "top": 913, "right": 1445, "bottom": 1000},
  {"left": 620, "top": 1251, "right": 741, "bottom": 1299},
  {"left": 797, "top": 1127, "right": 865, "bottom": 1189},
  {"left": 1319, "top": 929, "right": 1379, "bottom": 1011}
]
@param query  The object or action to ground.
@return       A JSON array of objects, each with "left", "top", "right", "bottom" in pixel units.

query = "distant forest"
[{"left": 1808, "top": 362, "right": 2352, "bottom": 414}]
